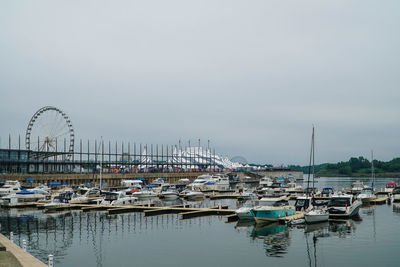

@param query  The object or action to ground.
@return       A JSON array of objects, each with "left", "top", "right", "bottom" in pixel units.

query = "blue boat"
[{"left": 252, "top": 205, "right": 296, "bottom": 223}]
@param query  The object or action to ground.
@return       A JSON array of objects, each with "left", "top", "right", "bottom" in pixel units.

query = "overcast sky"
[{"left": 1, "top": 0, "right": 399, "bottom": 165}]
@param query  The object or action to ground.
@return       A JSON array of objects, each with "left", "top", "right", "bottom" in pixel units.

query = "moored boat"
[
  {"left": 132, "top": 189, "right": 157, "bottom": 199},
  {"left": 350, "top": 181, "right": 365, "bottom": 194},
  {"left": 160, "top": 189, "right": 180, "bottom": 200},
  {"left": 357, "top": 187, "right": 376, "bottom": 204},
  {"left": 304, "top": 208, "right": 329, "bottom": 224},
  {"left": 102, "top": 191, "right": 138, "bottom": 205},
  {"left": 384, "top": 182, "right": 397, "bottom": 193},
  {"left": 251, "top": 197, "right": 295, "bottom": 223},
  {"left": 327, "top": 193, "right": 361, "bottom": 218},
  {"left": 392, "top": 187, "right": 400, "bottom": 202}
]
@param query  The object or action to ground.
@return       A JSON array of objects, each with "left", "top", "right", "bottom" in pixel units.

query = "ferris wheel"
[{"left": 25, "top": 106, "right": 75, "bottom": 158}]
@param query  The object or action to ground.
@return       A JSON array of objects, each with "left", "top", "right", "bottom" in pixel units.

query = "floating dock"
[{"left": 278, "top": 211, "right": 305, "bottom": 224}]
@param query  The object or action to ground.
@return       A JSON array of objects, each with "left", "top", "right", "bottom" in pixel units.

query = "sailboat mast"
[
  {"left": 312, "top": 127, "right": 315, "bottom": 190},
  {"left": 307, "top": 127, "right": 314, "bottom": 194},
  {"left": 371, "top": 150, "right": 375, "bottom": 189},
  {"left": 100, "top": 137, "right": 103, "bottom": 191}
]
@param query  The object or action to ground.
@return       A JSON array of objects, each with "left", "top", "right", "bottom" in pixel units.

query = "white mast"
[
  {"left": 371, "top": 150, "right": 375, "bottom": 190},
  {"left": 100, "top": 136, "right": 103, "bottom": 191}
]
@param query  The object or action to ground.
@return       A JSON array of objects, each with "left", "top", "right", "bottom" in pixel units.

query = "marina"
[{"left": 1, "top": 176, "right": 400, "bottom": 266}]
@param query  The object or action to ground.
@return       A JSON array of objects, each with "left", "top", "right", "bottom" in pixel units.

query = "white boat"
[
  {"left": 209, "top": 174, "right": 230, "bottom": 190},
  {"left": 350, "top": 181, "right": 365, "bottom": 194},
  {"left": 69, "top": 188, "right": 102, "bottom": 204},
  {"left": 357, "top": 187, "right": 376, "bottom": 204},
  {"left": 0, "top": 190, "right": 46, "bottom": 206},
  {"left": 183, "top": 191, "right": 204, "bottom": 200},
  {"left": 160, "top": 189, "right": 179, "bottom": 200},
  {"left": 132, "top": 189, "right": 157, "bottom": 199},
  {"left": 294, "top": 195, "right": 314, "bottom": 211},
  {"left": 0, "top": 181, "right": 21, "bottom": 197},
  {"left": 327, "top": 193, "right": 362, "bottom": 218},
  {"left": 240, "top": 190, "right": 258, "bottom": 200},
  {"left": 102, "top": 191, "right": 138, "bottom": 205},
  {"left": 188, "top": 175, "right": 210, "bottom": 190},
  {"left": 384, "top": 182, "right": 397, "bottom": 193},
  {"left": 43, "top": 193, "right": 72, "bottom": 211},
  {"left": 392, "top": 187, "right": 400, "bottom": 202},
  {"left": 305, "top": 208, "right": 329, "bottom": 223},
  {"left": 235, "top": 206, "right": 254, "bottom": 220},
  {"left": 121, "top": 179, "right": 143, "bottom": 189},
  {"left": 259, "top": 176, "right": 273, "bottom": 187}
]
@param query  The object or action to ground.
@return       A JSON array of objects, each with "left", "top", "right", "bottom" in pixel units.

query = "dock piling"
[
  {"left": 48, "top": 254, "right": 54, "bottom": 267},
  {"left": 10, "top": 231, "right": 13, "bottom": 243},
  {"left": 22, "top": 239, "right": 27, "bottom": 251}
]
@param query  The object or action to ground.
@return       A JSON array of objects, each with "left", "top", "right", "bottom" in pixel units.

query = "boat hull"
[
  {"left": 393, "top": 194, "right": 400, "bottom": 202},
  {"left": 305, "top": 214, "right": 329, "bottom": 223},
  {"left": 252, "top": 206, "right": 295, "bottom": 223},
  {"left": 161, "top": 194, "right": 179, "bottom": 200},
  {"left": 235, "top": 207, "right": 254, "bottom": 220},
  {"left": 185, "top": 194, "right": 204, "bottom": 201},
  {"left": 328, "top": 201, "right": 361, "bottom": 218}
]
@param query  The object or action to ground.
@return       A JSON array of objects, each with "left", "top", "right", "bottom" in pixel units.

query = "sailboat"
[{"left": 304, "top": 126, "right": 329, "bottom": 224}]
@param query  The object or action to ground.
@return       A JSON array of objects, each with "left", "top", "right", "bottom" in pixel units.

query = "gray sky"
[{"left": 1, "top": 0, "right": 399, "bottom": 165}]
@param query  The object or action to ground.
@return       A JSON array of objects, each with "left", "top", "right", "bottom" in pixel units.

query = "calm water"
[{"left": 1, "top": 177, "right": 400, "bottom": 267}]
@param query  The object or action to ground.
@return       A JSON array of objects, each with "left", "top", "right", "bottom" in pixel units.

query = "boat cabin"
[
  {"left": 386, "top": 183, "right": 397, "bottom": 189},
  {"left": 328, "top": 194, "right": 355, "bottom": 208},
  {"left": 270, "top": 183, "right": 282, "bottom": 189},
  {"left": 103, "top": 192, "right": 124, "bottom": 202},
  {"left": 259, "top": 197, "right": 289, "bottom": 207},
  {"left": 392, "top": 187, "right": 400, "bottom": 195},
  {"left": 295, "top": 196, "right": 312, "bottom": 211},
  {"left": 321, "top": 187, "right": 334, "bottom": 197},
  {"left": 121, "top": 180, "right": 143, "bottom": 188}
]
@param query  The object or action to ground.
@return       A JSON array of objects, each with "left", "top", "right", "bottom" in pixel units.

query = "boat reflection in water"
[
  {"left": 392, "top": 203, "right": 400, "bottom": 214},
  {"left": 250, "top": 222, "right": 290, "bottom": 257}
]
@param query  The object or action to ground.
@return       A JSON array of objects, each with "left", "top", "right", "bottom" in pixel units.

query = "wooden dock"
[
  {"left": 278, "top": 211, "right": 305, "bottom": 224},
  {"left": 207, "top": 194, "right": 241, "bottom": 200},
  {"left": 0, "top": 200, "right": 239, "bottom": 222},
  {"left": 1, "top": 202, "right": 40, "bottom": 209}
]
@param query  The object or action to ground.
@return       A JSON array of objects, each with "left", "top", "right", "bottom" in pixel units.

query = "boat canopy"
[
  {"left": 48, "top": 182, "right": 61, "bottom": 186},
  {"left": 386, "top": 183, "right": 397, "bottom": 188},
  {"left": 16, "top": 189, "right": 34, "bottom": 195},
  {"left": 392, "top": 187, "right": 400, "bottom": 194}
]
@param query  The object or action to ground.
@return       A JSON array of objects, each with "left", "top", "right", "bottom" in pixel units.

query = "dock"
[
  {"left": 0, "top": 233, "right": 46, "bottom": 267},
  {"left": 278, "top": 211, "right": 305, "bottom": 224},
  {"left": 207, "top": 194, "right": 241, "bottom": 200},
  {"left": 27, "top": 202, "right": 239, "bottom": 221}
]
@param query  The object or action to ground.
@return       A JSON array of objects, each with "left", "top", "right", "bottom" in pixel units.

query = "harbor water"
[{"left": 1, "top": 177, "right": 400, "bottom": 267}]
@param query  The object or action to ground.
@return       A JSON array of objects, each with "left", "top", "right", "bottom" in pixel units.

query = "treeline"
[{"left": 290, "top": 157, "right": 400, "bottom": 176}]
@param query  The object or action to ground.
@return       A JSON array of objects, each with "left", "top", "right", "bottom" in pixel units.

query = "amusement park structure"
[{"left": 0, "top": 106, "right": 235, "bottom": 174}]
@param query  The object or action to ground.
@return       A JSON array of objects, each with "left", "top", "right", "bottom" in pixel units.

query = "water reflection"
[
  {"left": 250, "top": 223, "right": 290, "bottom": 258},
  {"left": 392, "top": 203, "right": 400, "bottom": 214},
  {"left": 0, "top": 207, "right": 226, "bottom": 266},
  {"left": 235, "top": 216, "right": 361, "bottom": 261},
  {"left": 329, "top": 219, "right": 358, "bottom": 238}
]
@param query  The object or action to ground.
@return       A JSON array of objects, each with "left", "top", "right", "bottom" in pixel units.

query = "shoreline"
[{"left": 316, "top": 173, "right": 400, "bottom": 178}]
